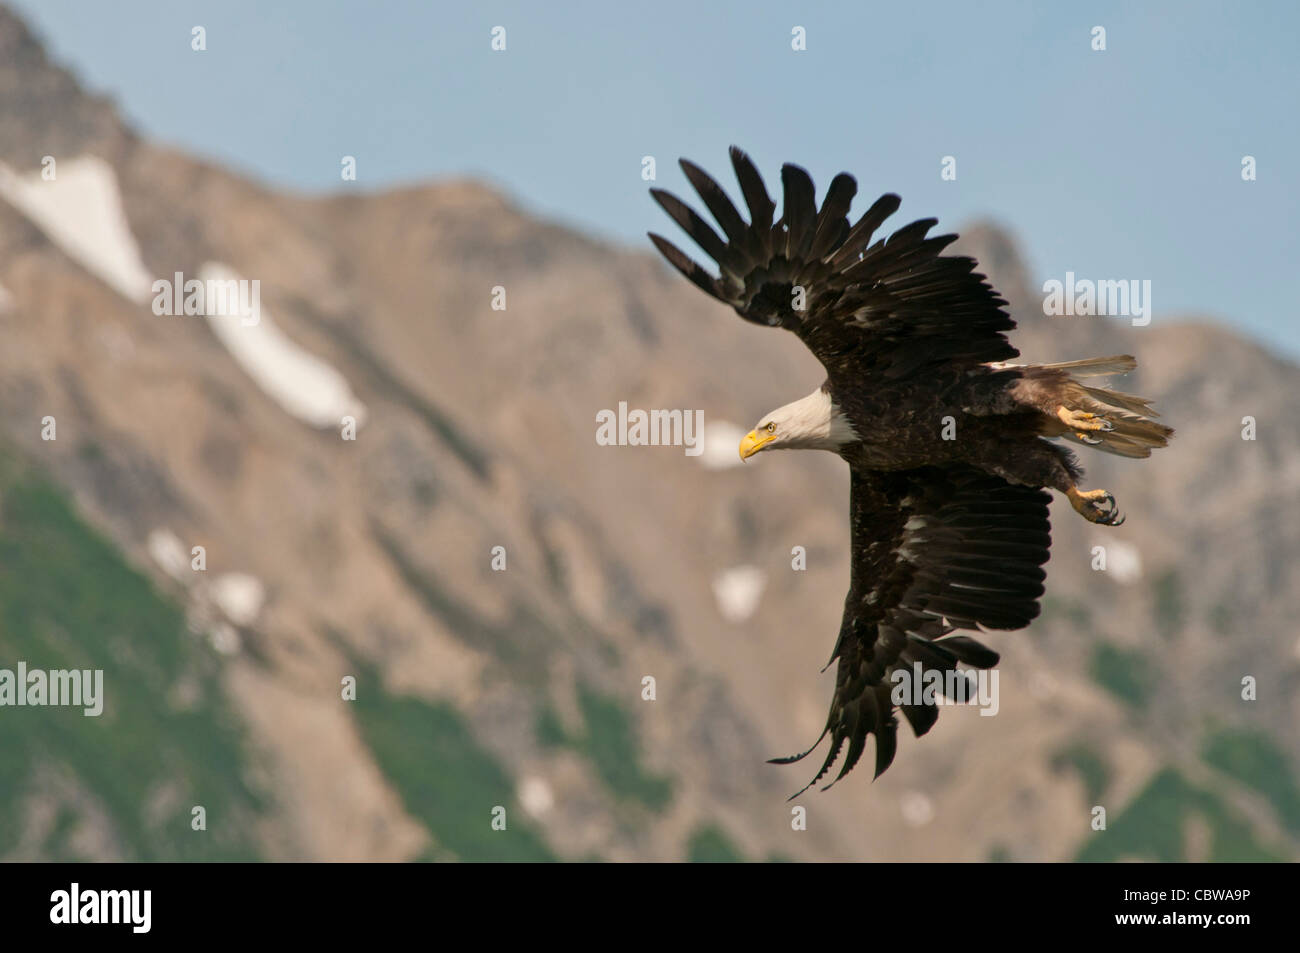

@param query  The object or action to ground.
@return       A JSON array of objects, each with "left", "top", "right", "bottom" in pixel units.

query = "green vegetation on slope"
[
  {"left": 1203, "top": 727, "right": 1300, "bottom": 836},
  {"left": 536, "top": 683, "right": 673, "bottom": 812},
  {"left": 1039, "top": 595, "right": 1093, "bottom": 632},
  {"left": 1151, "top": 569, "right": 1185, "bottom": 639},
  {"left": 0, "top": 471, "right": 262, "bottom": 860},
  {"left": 686, "top": 823, "right": 745, "bottom": 862},
  {"left": 684, "top": 823, "right": 793, "bottom": 862},
  {"left": 1076, "top": 767, "right": 1283, "bottom": 862},
  {"left": 350, "top": 666, "right": 555, "bottom": 862},
  {"left": 1051, "top": 742, "right": 1111, "bottom": 803},
  {"left": 1088, "top": 642, "right": 1153, "bottom": 711}
]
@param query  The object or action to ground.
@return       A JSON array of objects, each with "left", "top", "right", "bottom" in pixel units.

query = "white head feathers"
[{"left": 757, "top": 387, "right": 858, "bottom": 452}]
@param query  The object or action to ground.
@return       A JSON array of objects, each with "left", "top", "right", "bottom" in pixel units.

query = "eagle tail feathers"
[
  {"left": 1064, "top": 382, "right": 1174, "bottom": 457},
  {"left": 1014, "top": 356, "right": 1175, "bottom": 458},
  {"left": 1037, "top": 354, "right": 1137, "bottom": 377}
]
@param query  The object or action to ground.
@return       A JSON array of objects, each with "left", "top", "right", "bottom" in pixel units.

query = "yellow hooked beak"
[{"left": 739, "top": 429, "right": 775, "bottom": 460}]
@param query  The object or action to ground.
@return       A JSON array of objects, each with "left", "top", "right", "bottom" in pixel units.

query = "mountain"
[{"left": 1, "top": 4, "right": 1297, "bottom": 861}]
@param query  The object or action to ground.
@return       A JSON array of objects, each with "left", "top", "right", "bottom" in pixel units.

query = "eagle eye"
[{"left": 765, "top": 422, "right": 777, "bottom": 434}]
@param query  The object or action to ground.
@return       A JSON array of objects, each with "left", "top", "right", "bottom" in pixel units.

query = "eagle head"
[{"left": 739, "top": 386, "right": 857, "bottom": 460}]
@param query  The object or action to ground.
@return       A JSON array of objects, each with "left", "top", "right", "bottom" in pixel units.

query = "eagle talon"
[
  {"left": 1067, "top": 486, "right": 1125, "bottom": 526},
  {"left": 1057, "top": 406, "right": 1113, "bottom": 434}
]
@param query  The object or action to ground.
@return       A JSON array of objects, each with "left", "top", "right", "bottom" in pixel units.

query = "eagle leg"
[
  {"left": 1056, "top": 406, "right": 1113, "bottom": 444},
  {"left": 1066, "top": 486, "right": 1125, "bottom": 526}
]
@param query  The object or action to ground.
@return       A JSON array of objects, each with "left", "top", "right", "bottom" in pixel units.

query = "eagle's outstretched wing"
[
  {"left": 649, "top": 146, "right": 1018, "bottom": 380},
  {"left": 774, "top": 465, "right": 1051, "bottom": 793}
]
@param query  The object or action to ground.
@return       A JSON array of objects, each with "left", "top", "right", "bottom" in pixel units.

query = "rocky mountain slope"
[{"left": 1, "top": 5, "right": 1297, "bottom": 861}]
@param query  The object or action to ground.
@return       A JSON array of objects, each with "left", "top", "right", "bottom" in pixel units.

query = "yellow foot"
[
  {"left": 1067, "top": 486, "right": 1125, "bottom": 526},
  {"left": 1056, "top": 406, "right": 1113, "bottom": 445}
]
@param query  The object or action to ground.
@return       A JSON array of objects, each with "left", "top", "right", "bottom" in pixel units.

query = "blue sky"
[{"left": 11, "top": 0, "right": 1299, "bottom": 356}]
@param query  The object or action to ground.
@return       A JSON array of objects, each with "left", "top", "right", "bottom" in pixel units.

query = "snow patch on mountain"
[
  {"left": 712, "top": 565, "right": 766, "bottom": 623},
  {"left": 698, "top": 419, "right": 750, "bottom": 470},
  {"left": 900, "top": 791, "right": 935, "bottom": 828},
  {"left": 200, "top": 262, "right": 368, "bottom": 430},
  {"left": 209, "top": 572, "right": 266, "bottom": 627},
  {"left": 0, "top": 156, "right": 153, "bottom": 302},
  {"left": 147, "top": 528, "right": 190, "bottom": 580},
  {"left": 518, "top": 776, "right": 554, "bottom": 817},
  {"left": 1102, "top": 539, "right": 1143, "bottom": 584}
]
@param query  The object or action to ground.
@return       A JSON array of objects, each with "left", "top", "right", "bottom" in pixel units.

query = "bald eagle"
[{"left": 650, "top": 147, "right": 1173, "bottom": 793}]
